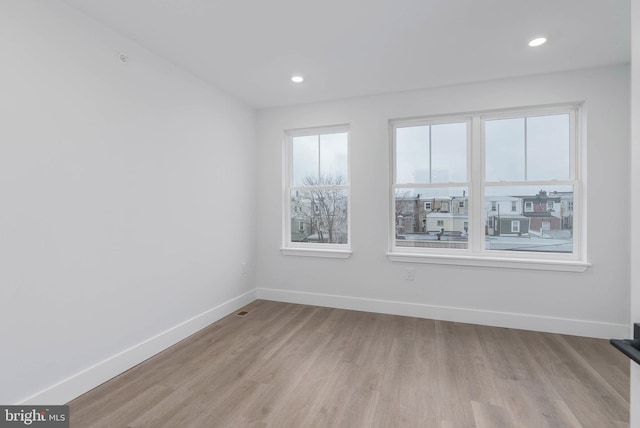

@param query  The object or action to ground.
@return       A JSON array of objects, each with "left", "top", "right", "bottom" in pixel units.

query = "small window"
[
  {"left": 491, "top": 202, "right": 497, "bottom": 211},
  {"left": 511, "top": 201, "right": 517, "bottom": 212},
  {"left": 547, "top": 201, "right": 554, "bottom": 211},
  {"left": 511, "top": 221, "right": 520, "bottom": 233},
  {"left": 459, "top": 201, "right": 464, "bottom": 208},
  {"left": 424, "top": 202, "right": 432, "bottom": 210},
  {"left": 285, "top": 126, "right": 350, "bottom": 251},
  {"left": 525, "top": 202, "right": 533, "bottom": 212},
  {"left": 437, "top": 220, "right": 444, "bottom": 227}
]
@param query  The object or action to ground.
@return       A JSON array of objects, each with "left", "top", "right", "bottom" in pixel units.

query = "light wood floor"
[{"left": 68, "top": 300, "right": 629, "bottom": 427}]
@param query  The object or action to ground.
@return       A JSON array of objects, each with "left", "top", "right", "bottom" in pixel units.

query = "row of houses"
[{"left": 396, "top": 190, "right": 573, "bottom": 237}]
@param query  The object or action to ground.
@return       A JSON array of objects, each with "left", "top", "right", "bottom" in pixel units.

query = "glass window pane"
[
  {"left": 394, "top": 187, "right": 469, "bottom": 249},
  {"left": 527, "top": 114, "right": 570, "bottom": 180},
  {"left": 319, "top": 132, "right": 348, "bottom": 184},
  {"left": 396, "top": 126, "right": 429, "bottom": 184},
  {"left": 290, "top": 189, "right": 348, "bottom": 244},
  {"left": 431, "top": 122, "right": 467, "bottom": 182},
  {"left": 292, "top": 135, "right": 318, "bottom": 186},
  {"left": 484, "top": 185, "right": 573, "bottom": 253},
  {"left": 485, "top": 118, "right": 525, "bottom": 181}
]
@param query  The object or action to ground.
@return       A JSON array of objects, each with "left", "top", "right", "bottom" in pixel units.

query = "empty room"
[{"left": 2, "top": 0, "right": 639, "bottom": 427}]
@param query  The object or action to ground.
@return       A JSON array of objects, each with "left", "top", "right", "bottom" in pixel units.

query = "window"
[
  {"left": 484, "top": 110, "right": 575, "bottom": 254},
  {"left": 390, "top": 105, "right": 586, "bottom": 271},
  {"left": 392, "top": 119, "right": 469, "bottom": 249},
  {"left": 283, "top": 125, "right": 350, "bottom": 257}
]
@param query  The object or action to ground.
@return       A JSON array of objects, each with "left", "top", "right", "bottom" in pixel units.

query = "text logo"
[{"left": 0, "top": 406, "right": 68, "bottom": 428}]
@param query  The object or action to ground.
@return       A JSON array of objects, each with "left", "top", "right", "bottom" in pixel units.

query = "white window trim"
[
  {"left": 388, "top": 104, "right": 588, "bottom": 272},
  {"left": 281, "top": 247, "right": 352, "bottom": 259},
  {"left": 282, "top": 124, "right": 352, "bottom": 259},
  {"left": 386, "top": 252, "right": 590, "bottom": 272}
]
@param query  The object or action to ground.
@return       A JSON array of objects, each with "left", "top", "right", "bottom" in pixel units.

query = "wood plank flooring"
[{"left": 68, "top": 300, "right": 629, "bottom": 427}]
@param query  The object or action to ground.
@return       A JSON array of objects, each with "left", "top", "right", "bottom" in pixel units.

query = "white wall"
[
  {"left": 630, "top": 1, "right": 639, "bottom": 426},
  {"left": 0, "top": 0, "right": 256, "bottom": 404},
  {"left": 256, "top": 65, "right": 630, "bottom": 339}
]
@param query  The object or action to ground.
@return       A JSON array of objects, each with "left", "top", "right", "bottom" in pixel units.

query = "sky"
[
  {"left": 395, "top": 113, "right": 570, "bottom": 186},
  {"left": 291, "top": 132, "right": 348, "bottom": 186},
  {"left": 290, "top": 113, "right": 571, "bottom": 200}
]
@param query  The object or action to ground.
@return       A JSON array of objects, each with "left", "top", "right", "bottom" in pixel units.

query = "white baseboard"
[
  {"left": 19, "top": 289, "right": 257, "bottom": 405},
  {"left": 256, "top": 287, "right": 628, "bottom": 340}
]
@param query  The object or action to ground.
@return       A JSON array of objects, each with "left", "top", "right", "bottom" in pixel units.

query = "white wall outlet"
[{"left": 405, "top": 268, "right": 414, "bottom": 281}]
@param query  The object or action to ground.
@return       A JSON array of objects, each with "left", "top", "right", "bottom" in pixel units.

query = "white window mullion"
[
  {"left": 316, "top": 134, "right": 321, "bottom": 182},
  {"left": 471, "top": 116, "right": 483, "bottom": 253},
  {"left": 524, "top": 117, "right": 528, "bottom": 180},
  {"left": 428, "top": 125, "right": 432, "bottom": 183}
]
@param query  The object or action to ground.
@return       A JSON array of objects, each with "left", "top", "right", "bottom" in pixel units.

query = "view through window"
[
  {"left": 286, "top": 127, "right": 349, "bottom": 247},
  {"left": 392, "top": 106, "right": 579, "bottom": 258}
]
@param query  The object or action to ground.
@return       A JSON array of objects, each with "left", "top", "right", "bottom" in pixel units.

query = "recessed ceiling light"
[
  {"left": 528, "top": 37, "right": 547, "bottom": 47},
  {"left": 291, "top": 76, "right": 304, "bottom": 83}
]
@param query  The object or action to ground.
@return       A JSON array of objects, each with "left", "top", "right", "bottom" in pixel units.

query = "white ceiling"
[{"left": 59, "top": 0, "right": 630, "bottom": 109}]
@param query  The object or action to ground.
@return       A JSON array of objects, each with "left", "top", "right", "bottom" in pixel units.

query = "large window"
[
  {"left": 284, "top": 125, "right": 350, "bottom": 256},
  {"left": 390, "top": 105, "right": 585, "bottom": 270}
]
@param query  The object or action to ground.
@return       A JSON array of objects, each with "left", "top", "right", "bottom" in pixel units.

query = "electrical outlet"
[
  {"left": 241, "top": 263, "right": 247, "bottom": 275},
  {"left": 405, "top": 268, "right": 414, "bottom": 281}
]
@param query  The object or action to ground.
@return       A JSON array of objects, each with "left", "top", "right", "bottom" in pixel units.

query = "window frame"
[
  {"left": 388, "top": 104, "right": 589, "bottom": 272},
  {"left": 282, "top": 124, "right": 352, "bottom": 259}
]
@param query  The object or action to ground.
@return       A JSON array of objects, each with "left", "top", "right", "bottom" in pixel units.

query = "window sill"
[
  {"left": 386, "top": 252, "right": 590, "bottom": 272},
  {"left": 281, "top": 247, "right": 353, "bottom": 259}
]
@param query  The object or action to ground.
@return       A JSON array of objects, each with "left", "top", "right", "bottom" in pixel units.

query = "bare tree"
[{"left": 291, "top": 175, "right": 348, "bottom": 244}]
